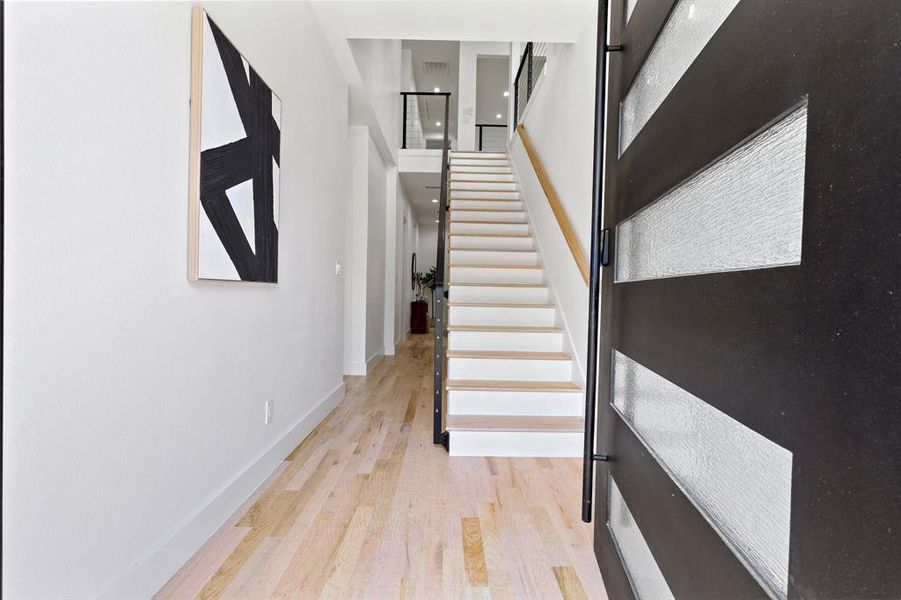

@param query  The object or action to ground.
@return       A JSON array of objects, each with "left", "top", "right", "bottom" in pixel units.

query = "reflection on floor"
[{"left": 157, "top": 334, "right": 606, "bottom": 599}]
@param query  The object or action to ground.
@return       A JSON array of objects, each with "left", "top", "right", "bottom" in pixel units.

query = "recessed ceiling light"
[
  {"left": 434, "top": 87, "right": 441, "bottom": 93},
  {"left": 432, "top": 198, "right": 438, "bottom": 203},
  {"left": 435, "top": 219, "right": 439, "bottom": 223},
  {"left": 503, "top": 90, "right": 510, "bottom": 97},
  {"left": 436, "top": 121, "right": 441, "bottom": 127},
  {"left": 496, "top": 113, "right": 503, "bottom": 119}
]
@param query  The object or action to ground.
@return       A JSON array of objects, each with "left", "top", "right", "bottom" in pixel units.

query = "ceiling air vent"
[{"left": 421, "top": 61, "right": 449, "bottom": 76}]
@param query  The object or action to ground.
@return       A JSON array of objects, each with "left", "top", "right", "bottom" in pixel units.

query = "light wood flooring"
[{"left": 157, "top": 334, "right": 606, "bottom": 599}]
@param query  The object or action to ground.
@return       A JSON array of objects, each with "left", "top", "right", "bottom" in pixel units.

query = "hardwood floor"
[{"left": 157, "top": 335, "right": 606, "bottom": 599}]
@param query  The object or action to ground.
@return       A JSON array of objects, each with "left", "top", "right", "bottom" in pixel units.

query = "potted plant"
[{"left": 411, "top": 266, "right": 437, "bottom": 334}]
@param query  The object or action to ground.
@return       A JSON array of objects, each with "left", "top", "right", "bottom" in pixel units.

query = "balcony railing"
[
  {"left": 476, "top": 123, "right": 508, "bottom": 152},
  {"left": 401, "top": 91, "right": 452, "bottom": 150}
]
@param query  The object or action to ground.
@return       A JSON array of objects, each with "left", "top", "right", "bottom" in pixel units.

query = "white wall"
[
  {"left": 509, "top": 10, "right": 597, "bottom": 377},
  {"left": 476, "top": 56, "right": 510, "bottom": 123},
  {"left": 3, "top": 2, "right": 351, "bottom": 598},
  {"left": 457, "top": 41, "right": 511, "bottom": 151},
  {"left": 366, "top": 137, "right": 388, "bottom": 362},
  {"left": 348, "top": 38, "right": 402, "bottom": 163},
  {"left": 387, "top": 185, "right": 416, "bottom": 345},
  {"left": 344, "top": 127, "right": 370, "bottom": 375},
  {"left": 417, "top": 224, "right": 439, "bottom": 276}
]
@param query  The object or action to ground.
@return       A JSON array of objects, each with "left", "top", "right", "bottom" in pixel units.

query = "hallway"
[{"left": 157, "top": 335, "right": 606, "bottom": 599}]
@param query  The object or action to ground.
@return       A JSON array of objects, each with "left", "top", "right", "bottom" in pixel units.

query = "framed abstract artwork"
[{"left": 188, "top": 8, "right": 281, "bottom": 282}]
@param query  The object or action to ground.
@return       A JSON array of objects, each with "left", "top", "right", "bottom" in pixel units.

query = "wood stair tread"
[
  {"left": 448, "top": 282, "right": 546, "bottom": 288},
  {"left": 450, "top": 179, "right": 516, "bottom": 183},
  {"left": 450, "top": 198, "right": 521, "bottom": 202},
  {"left": 448, "top": 302, "right": 554, "bottom": 308},
  {"left": 450, "top": 208, "right": 523, "bottom": 212},
  {"left": 449, "top": 170, "right": 514, "bottom": 175},
  {"left": 450, "top": 233, "right": 532, "bottom": 238},
  {"left": 450, "top": 220, "right": 529, "bottom": 225},
  {"left": 447, "top": 350, "right": 571, "bottom": 360},
  {"left": 450, "top": 200, "right": 521, "bottom": 204},
  {"left": 447, "top": 379, "right": 582, "bottom": 392},
  {"left": 450, "top": 248, "right": 536, "bottom": 253},
  {"left": 446, "top": 415, "right": 584, "bottom": 432},
  {"left": 450, "top": 156, "right": 509, "bottom": 161},
  {"left": 448, "top": 325, "right": 561, "bottom": 332},
  {"left": 450, "top": 264, "right": 541, "bottom": 269}
]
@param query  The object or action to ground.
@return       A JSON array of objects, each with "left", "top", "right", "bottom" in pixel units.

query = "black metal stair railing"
[
  {"left": 513, "top": 42, "right": 549, "bottom": 126},
  {"left": 400, "top": 91, "right": 452, "bottom": 450}
]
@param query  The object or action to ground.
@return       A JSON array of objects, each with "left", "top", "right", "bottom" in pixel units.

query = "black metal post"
[
  {"left": 433, "top": 93, "right": 451, "bottom": 450},
  {"left": 581, "top": 0, "right": 611, "bottom": 523},
  {"left": 478, "top": 125, "right": 484, "bottom": 151},
  {"left": 402, "top": 94, "right": 408, "bottom": 149}
]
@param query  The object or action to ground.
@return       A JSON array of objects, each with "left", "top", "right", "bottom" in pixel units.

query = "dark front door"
[{"left": 592, "top": 1, "right": 901, "bottom": 598}]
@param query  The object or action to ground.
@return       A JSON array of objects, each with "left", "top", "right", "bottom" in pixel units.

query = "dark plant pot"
[{"left": 410, "top": 301, "right": 428, "bottom": 334}]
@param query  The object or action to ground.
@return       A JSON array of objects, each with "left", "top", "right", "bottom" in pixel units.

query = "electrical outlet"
[
  {"left": 264, "top": 400, "right": 273, "bottom": 425},
  {"left": 335, "top": 260, "right": 343, "bottom": 276}
]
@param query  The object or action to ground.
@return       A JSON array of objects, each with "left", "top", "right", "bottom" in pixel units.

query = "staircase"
[{"left": 444, "top": 151, "right": 584, "bottom": 457}]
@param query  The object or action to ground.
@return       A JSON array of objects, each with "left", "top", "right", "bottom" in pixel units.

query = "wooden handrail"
[{"left": 516, "top": 124, "right": 590, "bottom": 285}]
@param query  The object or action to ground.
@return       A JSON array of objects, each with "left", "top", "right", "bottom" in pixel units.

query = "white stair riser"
[
  {"left": 450, "top": 166, "right": 512, "bottom": 174},
  {"left": 450, "top": 222, "right": 529, "bottom": 235},
  {"left": 448, "top": 390, "right": 582, "bottom": 416},
  {"left": 449, "top": 304, "right": 555, "bottom": 326},
  {"left": 451, "top": 200, "right": 522, "bottom": 210},
  {"left": 450, "top": 250, "right": 538, "bottom": 266},
  {"left": 450, "top": 152, "right": 507, "bottom": 159},
  {"left": 449, "top": 431, "right": 582, "bottom": 457},
  {"left": 448, "top": 357, "right": 572, "bottom": 381},
  {"left": 451, "top": 159, "right": 510, "bottom": 167},
  {"left": 450, "top": 182, "right": 518, "bottom": 192},
  {"left": 449, "top": 266, "right": 543, "bottom": 284},
  {"left": 448, "top": 330, "right": 563, "bottom": 353},
  {"left": 451, "top": 210, "right": 525, "bottom": 223},
  {"left": 450, "top": 173, "right": 515, "bottom": 182},
  {"left": 452, "top": 190, "right": 520, "bottom": 200},
  {"left": 450, "top": 236, "right": 533, "bottom": 250},
  {"left": 449, "top": 285, "right": 548, "bottom": 304}
]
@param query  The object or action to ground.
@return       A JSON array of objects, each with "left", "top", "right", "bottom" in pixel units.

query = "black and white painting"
[{"left": 191, "top": 11, "right": 281, "bottom": 282}]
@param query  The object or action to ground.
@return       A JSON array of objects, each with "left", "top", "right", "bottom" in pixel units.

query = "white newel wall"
[
  {"left": 508, "top": 9, "right": 598, "bottom": 377},
  {"left": 3, "top": 2, "right": 351, "bottom": 597}
]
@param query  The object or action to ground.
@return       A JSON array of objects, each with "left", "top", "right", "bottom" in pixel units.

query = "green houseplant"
[{"left": 411, "top": 266, "right": 437, "bottom": 334}]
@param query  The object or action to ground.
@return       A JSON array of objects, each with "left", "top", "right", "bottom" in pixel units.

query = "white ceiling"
[
  {"left": 310, "top": 1, "right": 594, "bottom": 44},
  {"left": 400, "top": 172, "right": 444, "bottom": 225}
]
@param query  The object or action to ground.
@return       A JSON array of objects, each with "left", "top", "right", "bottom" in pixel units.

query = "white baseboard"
[
  {"left": 347, "top": 349, "right": 384, "bottom": 376},
  {"left": 384, "top": 343, "right": 395, "bottom": 356},
  {"left": 366, "top": 350, "right": 383, "bottom": 373},
  {"left": 97, "top": 381, "right": 346, "bottom": 599}
]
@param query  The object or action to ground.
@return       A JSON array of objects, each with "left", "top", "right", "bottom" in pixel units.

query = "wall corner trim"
[{"left": 95, "top": 381, "right": 346, "bottom": 599}]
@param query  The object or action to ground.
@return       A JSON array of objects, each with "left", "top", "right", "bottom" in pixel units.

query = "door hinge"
[{"left": 600, "top": 228, "right": 612, "bottom": 267}]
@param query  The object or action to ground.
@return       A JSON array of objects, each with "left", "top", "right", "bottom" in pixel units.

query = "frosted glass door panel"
[
  {"left": 608, "top": 476, "right": 675, "bottom": 600},
  {"left": 612, "top": 350, "right": 792, "bottom": 599},
  {"left": 616, "top": 103, "right": 807, "bottom": 283},
  {"left": 620, "top": 0, "right": 741, "bottom": 152}
]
